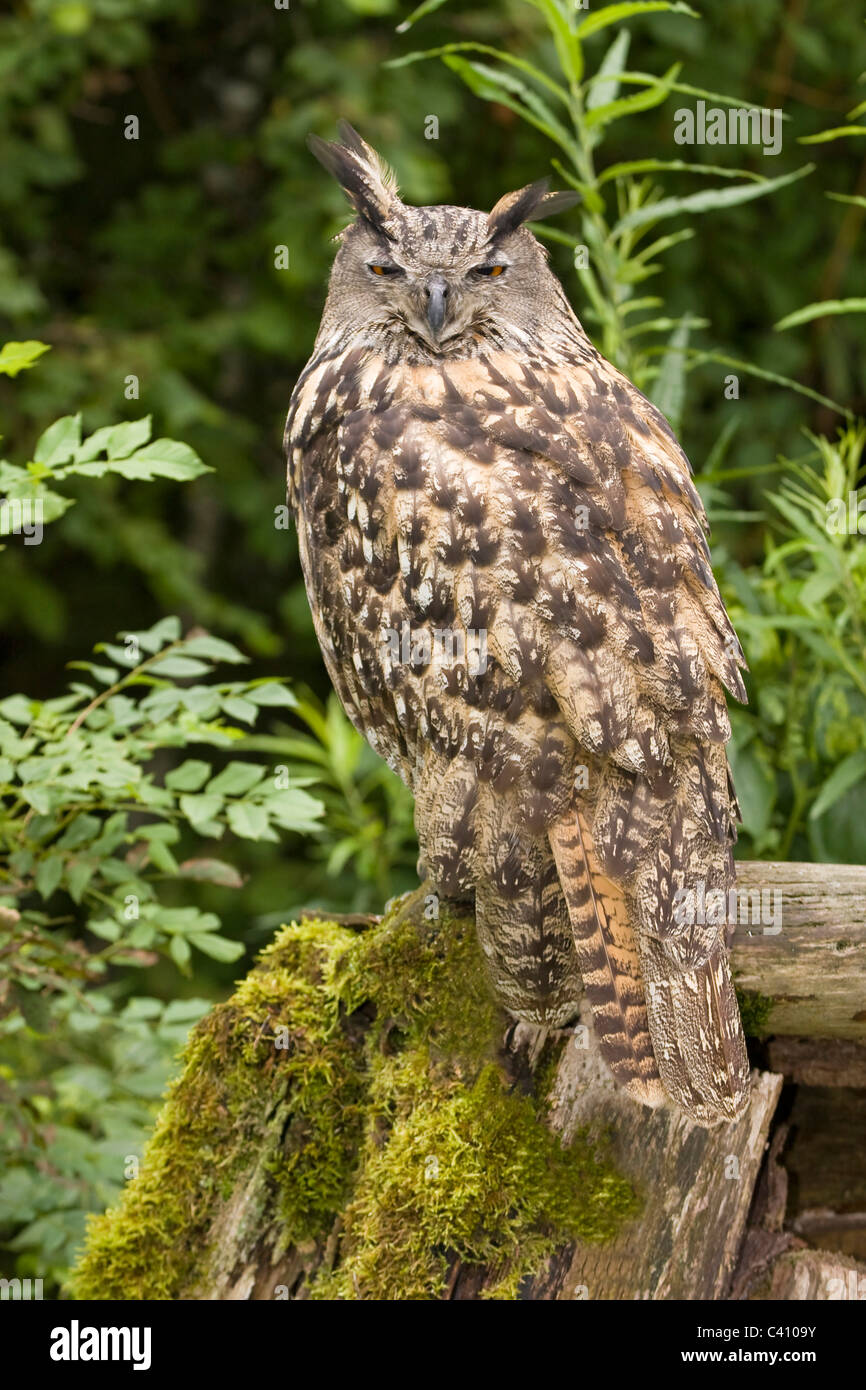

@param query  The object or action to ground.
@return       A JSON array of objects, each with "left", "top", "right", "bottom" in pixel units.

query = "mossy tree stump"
[{"left": 72, "top": 863, "right": 866, "bottom": 1301}]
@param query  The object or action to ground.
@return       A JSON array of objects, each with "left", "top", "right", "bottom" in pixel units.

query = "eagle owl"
[{"left": 286, "top": 124, "right": 750, "bottom": 1126}]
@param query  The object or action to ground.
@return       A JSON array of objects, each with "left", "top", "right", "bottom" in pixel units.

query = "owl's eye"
[
  {"left": 474, "top": 264, "right": 506, "bottom": 277},
  {"left": 368, "top": 263, "right": 401, "bottom": 277}
]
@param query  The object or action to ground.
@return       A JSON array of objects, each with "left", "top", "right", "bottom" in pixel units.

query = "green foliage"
[
  {"left": 0, "top": 991, "right": 211, "bottom": 1289},
  {"left": 0, "top": 354, "right": 327, "bottom": 1294},
  {"left": 716, "top": 427, "right": 866, "bottom": 861},
  {"left": 0, "top": 600, "right": 326, "bottom": 986},
  {"left": 772, "top": 69, "right": 866, "bottom": 331},
  {"left": 241, "top": 691, "right": 418, "bottom": 911},
  {"left": 1, "top": 360, "right": 211, "bottom": 536},
  {"left": 391, "top": 0, "right": 819, "bottom": 405}
]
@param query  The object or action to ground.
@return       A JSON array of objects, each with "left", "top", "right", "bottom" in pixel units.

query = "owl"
[{"left": 285, "top": 124, "right": 750, "bottom": 1126}]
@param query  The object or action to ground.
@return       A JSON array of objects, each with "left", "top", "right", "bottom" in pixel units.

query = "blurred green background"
[{"left": 0, "top": 0, "right": 865, "bottom": 1293}]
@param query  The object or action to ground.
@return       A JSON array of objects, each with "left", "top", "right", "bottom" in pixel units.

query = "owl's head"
[{"left": 308, "top": 123, "right": 581, "bottom": 360}]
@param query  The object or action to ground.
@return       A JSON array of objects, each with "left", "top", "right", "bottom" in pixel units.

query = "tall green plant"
[{"left": 392, "top": 0, "right": 828, "bottom": 429}]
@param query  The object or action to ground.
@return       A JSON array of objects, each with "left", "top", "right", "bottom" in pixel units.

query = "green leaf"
[
  {"left": 799, "top": 126, "right": 866, "bottom": 144},
  {"left": 441, "top": 56, "right": 576, "bottom": 153},
  {"left": 226, "top": 801, "right": 271, "bottom": 840},
  {"left": 132, "top": 616, "right": 182, "bottom": 653},
  {"left": 0, "top": 695, "right": 35, "bottom": 725},
  {"left": 222, "top": 696, "right": 257, "bottom": 724},
  {"left": 94, "top": 439, "right": 211, "bottom": 482},
  {"left": 74, "top": 417, "right": 152, "bottom": 463},
  {"left": 22, "top": 785, "right": 55, "bottom": 815},
  {"left": 103, "top": 417, "right": 153, "bottom": 458},
  {"left": 586, "top": 29, "right": 630, "bottom": 112},
  {"left": 525, "top": 0, "right": 584, "bottom": 86},
  {"left": 263, "top": 787, "right": 326, "bottom": 834},
  {"left": 163, "top": 998, "right": 212, "bottom": 1024},
  {"left": 206, "top": 762, "right": 266, "bottom": 796},
  {"left": 0, "top": 341, "right": 51, "bottom": 377},
  {"left": 387, "top": 42, "right": 570, "bottom": 104},
  {"left": 67, "top": 857, "right": 96, "bottom": 903},
  {"left": 34, "top": 414, "right": 82, "bottom": 467},
  {"left": 179, "top": 635, "right": 248, "bottom": 664},
  {"left": 146, "top": 839, "right": 178, "bottom": 874},
  {"left": 122, "top": 997, "right": 163, "bottom": 1020},
  {"left": 614, "top": 163, "right": 814, "bottom": 234},
  {"left": 98, "top": 642, "right": 140, "bottom": 668},
  {"left": 35, "top": 856, "right": 64, "bottom": 900},
  {"left": 66, "top": 661, "right": 119, "bottom": 685},
  {"left": 577, "top": 1, "right": 697, "bottom": 39},
  {"left": 727, "top": 739, "right": 776, "bottom": 840},
  {"left": 188, "top": 932, "right": 244, "bottom": 962},
  {"left": 89, "top": 917, "right": 121, "bottom": 942},
  {"left": 775, "top": 298, "right": 866, "bottom": 332},
  {"left": 246, "top": 682, "right": 297, "bottom": 707},
  {"left": 598, "top": 158, "right": 763, "bottom": 186},
  {"left": 827, "top": 192, "right": 866, "bottom": 210},
  {"left": 58, "top": 814, "right": 101, "bottom": 849},
  {"left": 810, "top": 751, "right": 866, "bottom": 820},
  {"left": 165, "top": 759, "right": 212, "bottom": 791},
  {"left": 169, "top": 935, "right": 192, "bottom": 971},
  {"left": 148, "top": 655, "right": 212, "bottom": 678},
  {"left": 650, "top": 315, "right": 694, "bottom": 435},
  {"left": 137, "top": 823, "right": 180, "bottom": 844},
  {"left": 395, "top": 0, "right": 450, "bottom": 31},
  {"left": 686, "top": 349, "right": 851, "bottom": 420},
  {"left": 585, "top": 63, "right": 680, "bottom": 131},
  {"left": 179, "top": 793, "right": 224, "bottom": 832}
]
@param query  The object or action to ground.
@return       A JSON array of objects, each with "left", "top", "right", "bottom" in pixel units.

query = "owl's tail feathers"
[
  {"left": 548, "top": 812, "right": 666, "bottom": 1110},
  {"left": 639, "top": 934, "right": 751, "bottom": 1126}
]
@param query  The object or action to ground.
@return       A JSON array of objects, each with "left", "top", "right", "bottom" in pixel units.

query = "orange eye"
[
  {"left": 475, "top": 264, "right": 505, "bottom": 277},
  {"left": 370, "top": 265, "right": 386, "bottom": 276},
  {"left": 489, "top": 265, "right": 504, "bottom": 276},
  {"left": 368, "top": 263, "right": 401, "bottom": 277}
]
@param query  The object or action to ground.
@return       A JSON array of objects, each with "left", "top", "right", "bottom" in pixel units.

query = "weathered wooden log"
[
  {"left": 70, "top": 860, "right": 866, "bottom": 1301},
  {"left": 731, "top": 861, "right": 866, "bottom": 1039}
]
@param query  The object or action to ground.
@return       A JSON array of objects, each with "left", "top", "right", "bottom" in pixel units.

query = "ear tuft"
[
  {"left": 487, "top": 179, "right": 580, "bottom": 238},
  {"left": 307, "top": 123, "right": 401, "bottom": 238},
  {"left": 534, "top": 188, "right": 582, "bottom": 219}
]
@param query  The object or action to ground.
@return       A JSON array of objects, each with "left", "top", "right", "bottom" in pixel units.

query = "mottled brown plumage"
[{"left": 286, "top": 124, "right": 750, "bottom": 1125}]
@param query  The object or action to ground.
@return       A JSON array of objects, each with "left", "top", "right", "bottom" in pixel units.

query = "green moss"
[
  {"left": 72, "top": 896, "right": 639, "bottom": 1301},
  {"left": 72, "top": 919, "right": 364, "bottom": 1299},
  {"left": 313, "top": 1062, "right": 637, "bottom": 1300},
  {"left": 736, "top": 986, "right": 774, "bottom": 1036}
]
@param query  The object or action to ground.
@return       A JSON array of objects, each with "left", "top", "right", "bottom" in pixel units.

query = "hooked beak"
[{"left": 425, "top": 273, "right": 449, "bottom": 336}]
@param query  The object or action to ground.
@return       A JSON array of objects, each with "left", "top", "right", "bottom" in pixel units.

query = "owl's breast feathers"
[{"left": 286, "top": 341, "right": 751, "bottom": 1124}]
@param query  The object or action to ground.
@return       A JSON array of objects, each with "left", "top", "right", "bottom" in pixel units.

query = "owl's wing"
[{"left": 455, "top": 347, "right": 749, "bottom": 1121}]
